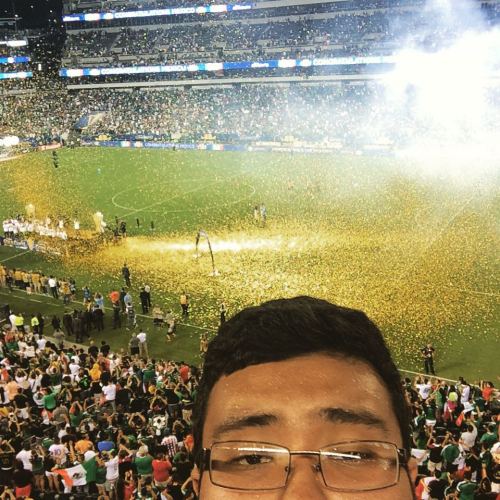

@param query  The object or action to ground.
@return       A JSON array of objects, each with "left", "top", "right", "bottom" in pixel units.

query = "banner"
[
  {"left": 60, "top": 55, "right": 396, "bottom": 78},
  {"left": 63, "top": 3, "right": 252, "bottom": 22}
]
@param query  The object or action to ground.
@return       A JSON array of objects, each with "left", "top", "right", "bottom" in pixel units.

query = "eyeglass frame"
[{"left": 200, "top": 439, "right": 409, "bottom": 492}]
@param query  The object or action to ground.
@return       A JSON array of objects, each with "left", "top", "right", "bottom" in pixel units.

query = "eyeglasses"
[{"left": 201, "top": 440, "right": 408, "bottom": 492}]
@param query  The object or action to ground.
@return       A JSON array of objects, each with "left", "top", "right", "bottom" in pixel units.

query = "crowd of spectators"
[
  {"left": 63, "top": 12, "right": 397, "bottom": 62},
  {"left": 407, "top": 376, "right": 499, "bottom": 498},
  {"left": 0, "top": 319, "right": 198, "bottom": 498},
  {"left": 62, "top": 9, "right": 425, "bottom": 67},
  {"left": 0, "top": 261, "right": 498, "bottom": 498},
  {"left": 0, "top": 83, "right": 399, "bottom": 145},
  {"left": 0, "top": 262, "right": 198, "bottom": 497},
  {"left": 0, "top": 31, "right": 29, "bottom": 58}
]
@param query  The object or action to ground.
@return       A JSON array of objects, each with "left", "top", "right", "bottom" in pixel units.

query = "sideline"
[
  {"left": 1, "top": 289, "right": 464, "bottom": 381},
  {"left": 0, "top": 288, "right": 217, "bottom": 332},
  {"left": 0, "top": 250, "right": 32, "bottom": 263},
  {"left": 399, "top": 369, "right": 457, "bottom": 383}
]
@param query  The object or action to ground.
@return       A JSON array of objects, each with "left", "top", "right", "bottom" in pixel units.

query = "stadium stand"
[
  {"left": 0, "top": 0, "right": 499, "bottom": 497},
  {"left": 0, "top": 84, "right": 386, "bottom": 145},
  {"left": 0, "top": 265, "right": 498, "bottom": 498}
]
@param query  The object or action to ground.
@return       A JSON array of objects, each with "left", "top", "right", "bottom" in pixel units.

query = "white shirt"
[
  {"left": 18, "top": 342, "right": 35, "bottom": 358},
  {"left": 460, "top": 431, "right": 476, "bottom": 451},
  {"left": 102, "top": 383, "right": 116, "bottom": 401},
  {"left": 417, "top": 382, "right": 432, "bottom": 400},
  {"left": 36, "top": 337, "right": 47, "bottom": 350},
  {"left": 16, "top": 449, "right": 32, "bottom": 471},
  {"left": 8, "top": 314, "right": 17, "bottom": 327},
  {"left": 69, "top": 362, "right": 80, "bottom": 376},
  {"left": 105, "top": 456, "right": 119, "bottom": 480},
  {"left": 137, "top": 332, "right": 147, "bottom": 344},
  {"left": 49, "top": 443, "right": 68, "bottom": 461},
  {"left": 460, "top": 385, "right": 471, "bottom": 403},
  {"left": 421, "top": 476, "right": 434, "bottom": 500},
  {"left": 48, "top": 278, "right": 57, "bottom": 288}
]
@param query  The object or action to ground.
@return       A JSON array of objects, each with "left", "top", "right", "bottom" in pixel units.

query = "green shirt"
[
  {"left": 143, "top": 368, "right": 155, "bottom": 383},
  {"left": 442, "top": 444, "right": 460, "bottom": 464},
  {"left": 425, "top": 406, "right": 436, "bottom": 420},
  {"left": 43, "top": 393, "right": 57, "bottom": 410},
  {"left": 134, "top": 455, "right": 153, "bottom": 475},
  {"left": 96, "top": 466, "right": 106, "bottom": 484},
  {"left": 32, "top": 456, "right": 44, "bottom": 474},
  {"left": 457, "top": 480, "right": 477, "bottom": 500},
  {"left": 42, "top": 438, "right": 54, "bottom": 450},
  {"left": 434, "top": 390, "right": 444, "bottom": 407},
  {"left": 70, "top": 412, "right": 84, "bottom": 427},
  {"left": 83, "top": 457, "right": 97, "bottom": 483},
  {"left": 480, "top": 432, "right": 498, "bottom": 449},
  {"left": 6, "top": 341, "right": 18, "bottom": 352}
]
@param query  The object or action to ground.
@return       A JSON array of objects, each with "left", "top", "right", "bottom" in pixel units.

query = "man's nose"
[{"left": 278, "top": 456, "right": 331, "bottom": 499}]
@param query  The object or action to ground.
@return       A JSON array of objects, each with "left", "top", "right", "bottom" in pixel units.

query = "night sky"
[{"left": 3, "top": 0, "right": 63, "bottom": 29}]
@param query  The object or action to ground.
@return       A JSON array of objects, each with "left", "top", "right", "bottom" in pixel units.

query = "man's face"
[{"left": 195, "top": 354, "right": 415, "bottom": 499}]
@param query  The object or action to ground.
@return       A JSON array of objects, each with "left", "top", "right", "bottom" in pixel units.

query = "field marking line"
[
  {"left": 0, "top": 294, "right": 463, "bottom": 379},
  {"left": 0, "top": 250, "right": 32, "bottom": 263},
  {"left": 160, "top": 183, "right": 256, "bottom": 215},
  {"left": 115, "top": 181, "right": 256, "bottom": 217},
  {"left": 110, "top": 176, "right": 213, "bottom": 213},
  {"left": 118, "top": 181, "right": 221, "bottom": 218},
  {"left": 118, "top": 166, "right": 255, "bottom": 219},
  {"left": 421, "top": 283, "right": 500, "bottom": 298},
  {"left": 0, "top": 155, "right": 22, "bottom": 163},
  {"left": 399, "top": 369, "right": 457, "bottom": 383},
  {"left": 390, "top": 197, "right": 476, "bottom": 291},
  {"left": 0, "top": 288, "right": 217, "bottom": 331},
  {"left": 441, "top": 287, "right": 500, "bottom": 297},
  {"left": 111, "top": 186, "right": 141, "bottom": 212}
]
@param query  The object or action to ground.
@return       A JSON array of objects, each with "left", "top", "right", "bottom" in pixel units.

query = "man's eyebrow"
[
  {"left": 212, "top": 413, "right": 278, "bottom": 439},
  {"left": 319, "top": 407, "right": 389, "bottom": 432}
]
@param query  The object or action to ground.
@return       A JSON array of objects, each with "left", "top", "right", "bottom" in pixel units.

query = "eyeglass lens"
[{"left": 209, "top": 441, "right": 399, "bottom": 491}]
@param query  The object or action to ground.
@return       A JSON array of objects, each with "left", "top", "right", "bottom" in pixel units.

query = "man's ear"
[{"left": 191, "top": 464, "right": 201, "bottom": 497}]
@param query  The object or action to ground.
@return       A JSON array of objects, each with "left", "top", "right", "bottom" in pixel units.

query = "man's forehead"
[
  {"left": 215, "top": 353, "right": 385, "bottom": 391},
  {"left": 205, "top": 354, "right": 392, "bottom": 419}
]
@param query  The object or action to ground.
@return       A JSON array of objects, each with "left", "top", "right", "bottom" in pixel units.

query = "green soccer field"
[{"left": 0, "top": 147, "right": 498, "bottom": 381}]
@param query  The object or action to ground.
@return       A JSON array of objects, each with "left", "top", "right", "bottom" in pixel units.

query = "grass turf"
[{"left": 0, "top": 147, "right": 498, "bottom": 381}]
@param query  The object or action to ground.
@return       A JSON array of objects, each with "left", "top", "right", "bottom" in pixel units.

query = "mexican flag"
[{"left": 53, "top": 464, "right": 87, "bottom": 488}]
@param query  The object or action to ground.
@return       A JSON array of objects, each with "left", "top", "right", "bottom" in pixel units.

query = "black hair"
[{"left": 192, "top": 296, "right": 411, "bottom": 465}]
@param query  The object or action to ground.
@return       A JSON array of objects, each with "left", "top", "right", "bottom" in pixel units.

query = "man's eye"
[{"left": 236, "top": 454, "right": 272, "bottom": 466}]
